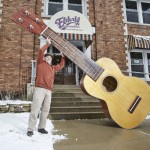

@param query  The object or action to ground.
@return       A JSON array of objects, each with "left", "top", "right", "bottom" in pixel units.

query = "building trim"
[{"left": 0, "top": 0, "right": 3, "bottom": 29}]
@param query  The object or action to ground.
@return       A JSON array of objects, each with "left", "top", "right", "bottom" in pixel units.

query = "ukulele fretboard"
[{"left": 42, "top": 27, "right": 104, "bottom": 81}]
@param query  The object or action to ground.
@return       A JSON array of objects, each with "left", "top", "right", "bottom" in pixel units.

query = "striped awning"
[
  {"left": 60, "top": 33, "right": 93, "bottom": 48},
  {"left": 127, "top": 35, "right": 150, "bottom": 51}
]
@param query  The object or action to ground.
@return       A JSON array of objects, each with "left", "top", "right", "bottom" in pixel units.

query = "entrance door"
[
  {"left": 49, "top": 42, "right": 84, "bottom": 85},
  {"left": 54, "top": 56, "right": 76, "bottom": 85}
]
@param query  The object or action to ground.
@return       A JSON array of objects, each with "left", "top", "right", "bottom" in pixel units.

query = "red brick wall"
[
  {"left": 0, "top": 0, "right": 42, "bottom": 93},
  {"left": 88, "top": 0, "right": 127, "bottom": 70},
  {"left": 127, "top": 24, "right": 150, "bottom": 36}
]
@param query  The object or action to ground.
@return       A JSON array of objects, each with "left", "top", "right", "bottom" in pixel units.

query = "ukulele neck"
[{"left": 42, "top": 27, "right": 104, "bottom": 81}]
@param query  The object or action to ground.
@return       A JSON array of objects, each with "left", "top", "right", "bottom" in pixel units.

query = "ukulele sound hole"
[{"left": 102, "top": 76, "right": 118, "bottom": 92}]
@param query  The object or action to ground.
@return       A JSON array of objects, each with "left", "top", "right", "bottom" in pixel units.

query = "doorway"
[{"left": 48, "top": 43, "right": 84, "bottom": 85}]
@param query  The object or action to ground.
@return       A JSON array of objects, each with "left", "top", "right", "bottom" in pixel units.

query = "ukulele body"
[{"left": 82, "top": 57, "right": 150, "bottom": 129}]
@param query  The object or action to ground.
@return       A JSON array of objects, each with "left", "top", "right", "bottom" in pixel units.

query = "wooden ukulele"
[{"left": 11, "top": 7, "right": 150, "bottom": 129}]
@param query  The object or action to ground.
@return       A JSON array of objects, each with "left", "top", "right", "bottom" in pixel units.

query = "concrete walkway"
[{"left": 53, "top": 119, "right": 150, "bottom": 150}]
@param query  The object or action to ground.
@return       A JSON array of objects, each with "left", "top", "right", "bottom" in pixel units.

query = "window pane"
[
  {"left": 48, "top": 3, "right": 63, "bottom": 15},
  {"left": 130, "top": 52, "right": 144, "bottom": 77},
  {"left": 126, "top": 11, "right": 138, "bottom": 22},
  {"left": 68, "top": 0, "right": 82, "bottom": 4},
  {"left": 147, "top": 53, "right": 150, "bottom": 78},
  {"left": 131, "top": 52, "right": 143, "bottom": 64},
  {"left": 68, "top": 5, "right": 82, "bottom": 13},
  {"left": 125, "top": 0, "right": 137, "bottom": 10},
  {"left": 125, "top": 0, "right": 138, "bottom": 22},
  {"left": 142, "top": 3, "right": 150, "bottom": 24},
  {"left": 131, "top": 65, "right": 144, "bottom": 77},
  {"left": 49, "top": 0, "right": 62, "bottom": 2}
]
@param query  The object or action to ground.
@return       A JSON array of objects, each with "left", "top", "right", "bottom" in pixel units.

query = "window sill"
[
  {"left": 41, "top": 14, "right": 52, "bottom": 18},
  {"left": 124, "top": 21, "right": 150, "bottom": 27}
]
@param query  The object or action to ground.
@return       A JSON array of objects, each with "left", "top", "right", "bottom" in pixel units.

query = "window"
[
  {"left": 130, "top": 52, "right": 144, "bottom": 77},
  {"left": 48, "top": 0, "right": 63, "bottom": 16},
  {"left": 68, "top": 0, "right": 82, "bottom": 14},
  {"left": 130, "top": 51, "right": 150, "bottom": 80},
  {"left": 142, "top": 2, "right": 150, "bottom": 24},
  {"left": 147, "top": 53, "right": 150, "bottom": 78},
  {"left": 126, "top": 0, "right": 138, "bottom": 23},
  {"left": 47, "top": 0, "right": 84, "bottom": 15},
  {"left": 31, "top": 60, "right": 36, "bottom": 84},
  {"left": 125, "top": 0, "right": 150, "bottom": 24}
]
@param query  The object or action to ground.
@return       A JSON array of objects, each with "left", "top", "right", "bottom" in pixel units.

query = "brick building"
[{"left": 0, "top": 0, "right": 150, "bottom": 98}]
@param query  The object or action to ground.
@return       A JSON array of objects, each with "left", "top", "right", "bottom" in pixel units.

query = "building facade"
[{"left": 0, "top": 0, "right": 150, "bottom": 97}]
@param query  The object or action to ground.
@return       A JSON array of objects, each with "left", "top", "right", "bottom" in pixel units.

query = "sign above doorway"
[{"left": 48, "top": 10, "right": 93, "bottom": 35}]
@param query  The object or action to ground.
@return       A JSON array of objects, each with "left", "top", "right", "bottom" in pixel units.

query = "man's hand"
[
  {"left": 60, "top": 52, "right": 64, "bottom": 57},
  {"left": 46, "top": 37, "right": 51, "bottom": 45}
]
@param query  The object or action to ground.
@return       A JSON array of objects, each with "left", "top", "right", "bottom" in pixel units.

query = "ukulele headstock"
[{"left": 11, "top": 7, "right": 47, "bottom": 35}]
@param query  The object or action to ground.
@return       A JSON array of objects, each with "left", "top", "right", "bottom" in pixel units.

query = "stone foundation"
[{"left": 0, "top": 103, "right": 31, "bottom": 113}]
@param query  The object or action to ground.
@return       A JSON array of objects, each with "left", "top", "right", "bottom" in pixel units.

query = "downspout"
[
  {"left": 93, "top": 0, "right": 98, "bottom": 60},
  {"left": 33, "top": 0, "right": 38, "bottom": 60}
]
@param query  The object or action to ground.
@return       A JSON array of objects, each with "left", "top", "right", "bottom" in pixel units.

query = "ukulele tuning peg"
[
  {"left": 18, "top": 18, "right": 23, "bottom": 22},
  {"left": 35, "top": 18, "right": 40, "bottom": 23},
  {"left": 29, "top": 25, "right": 34, "bottom": 29},
  {"left": 25, "top": 10, "right": 30, "bottom": 16}
]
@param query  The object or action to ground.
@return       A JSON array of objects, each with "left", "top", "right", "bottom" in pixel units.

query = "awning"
[
  {"left": 127, "top": 35, "right": 150, "bottom": 51},
  {"left": 60, "top": 33, "right": 93, "bottom": 48},
  {"left": 47, "top": 10, "right": 94, "bottom": 48}
]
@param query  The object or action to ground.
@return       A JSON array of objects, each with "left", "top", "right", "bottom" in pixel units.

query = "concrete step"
[
  {"left": 53, "top": 88, "right": 83, "bottom": 93},
  {"left": 50, "top": 106, "right": 102, "bottom": 113},
  {"left": 51, "top": 101, "right": 102, "bottom": 107},
  {"left": 51, "top": 97, "right": 99, "bottom": 101},
  {"left": 54, "top": 85, "right": 80, "bottom": 89},
  {"left": 52, "top": 92, "right": 91, "bottom": 97},
  {"left": 49, "top": 85, "right": 106, "bottom": 120},
  {"left": 48, "top": 112, "right": 105, "bottom": 120}
]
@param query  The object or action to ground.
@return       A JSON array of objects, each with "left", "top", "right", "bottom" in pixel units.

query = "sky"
[{"left": 0, "top": 100, "right": 67, "bottom": 150}]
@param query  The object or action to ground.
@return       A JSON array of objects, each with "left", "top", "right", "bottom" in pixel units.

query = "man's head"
[{"left": 44, "top": 53, "right": 53, "bottom": 65}]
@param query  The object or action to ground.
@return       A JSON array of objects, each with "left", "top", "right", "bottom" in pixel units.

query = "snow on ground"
[
  {"left": 0, "top": 100, "right": 67, "bottom": 150},
  {"left": 0, "top": 100, "right": 32, "bottom": 105},
  {"left": 146, "top": 113, "right": 150, "bottom": 119},
  {"left": 0, "top": 100, "right": 150, "bottom": 150}
]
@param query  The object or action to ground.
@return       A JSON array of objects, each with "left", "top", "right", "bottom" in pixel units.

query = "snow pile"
[
  {"left": 0, "top": 100, "right": 32, "bottom": 105},
  {"left": 0, "top": 113, "right": 67, "bottom": 150},
  {"left": 146, "top": 113, "right": 150, "bottom": 119}
]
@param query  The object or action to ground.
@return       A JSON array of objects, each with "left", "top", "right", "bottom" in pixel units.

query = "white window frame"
[
  {"left": 124, "top": 0, "right": 150, "bottom": 25},
  {"left": 42, "top": 0, "right": 87, "bottom": 17},
  {"left": 128, "top": 49, "right": 150, "bottom": 81}
]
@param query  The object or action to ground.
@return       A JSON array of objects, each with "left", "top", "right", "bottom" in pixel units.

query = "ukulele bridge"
[{"left": 128, "top": 96, "right": 141, "bottom": 114}]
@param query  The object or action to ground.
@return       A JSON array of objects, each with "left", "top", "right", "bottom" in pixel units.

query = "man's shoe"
[
  {"left": 27, "top": 131, "right": 34, "bottom": 136},
  {"left": 38, "top": 128, "right": 48, "bottom": 134}
]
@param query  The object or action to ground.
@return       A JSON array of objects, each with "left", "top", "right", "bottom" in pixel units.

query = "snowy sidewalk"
[{"left": 0, "top": 113, "right": 67, "bottom": 150}]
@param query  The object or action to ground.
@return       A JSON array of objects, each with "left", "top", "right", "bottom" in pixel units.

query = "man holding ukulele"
[{"left": 27, "top": 37, "right": 65, "bottom": 136}]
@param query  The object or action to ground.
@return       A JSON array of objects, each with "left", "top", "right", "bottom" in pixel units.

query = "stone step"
[
  {"left": 53, "top": 88, "right": 84, "bottom": 93},
  {"left": 51, "top": 97, "right": 99, "bottom": 101},
  {"left": 51, "top": 101, "right": 101, "bottom": 107},
  {"left": 48, "top": 112, "right": 106, "bottom": 120},
  {"left": 49, "top": 84, "right": 105, "bottom": 120},
  {"left": 52, "top": 92, "right": 92, "bottom": 97},
  {"left": 54, "top": 85, "right": 80, "bottom": 89},
  {"left": 50, "top": 106, "right": 102, "bottom": 113}
]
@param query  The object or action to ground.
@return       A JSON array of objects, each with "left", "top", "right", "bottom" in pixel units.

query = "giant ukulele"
[{"left": 11, "top": 7, "right": 150, "bottom": 129}]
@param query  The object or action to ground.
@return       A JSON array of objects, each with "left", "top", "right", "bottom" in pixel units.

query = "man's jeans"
[{"left": 27, "top": 87, "right": 52, "bottom": 131}]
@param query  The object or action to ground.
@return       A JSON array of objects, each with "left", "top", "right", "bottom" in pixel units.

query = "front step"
[
  {"left": 48, "top": 112, "right": 105, "bottom": 120},
  {"left": 49, "top": 85, "right": 106, "bottom": 120}
]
